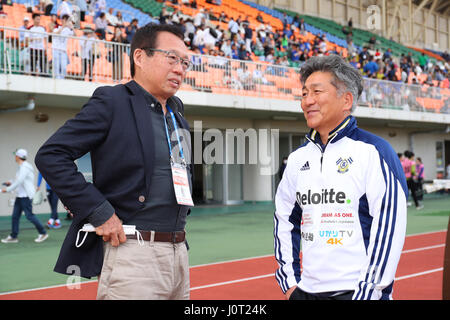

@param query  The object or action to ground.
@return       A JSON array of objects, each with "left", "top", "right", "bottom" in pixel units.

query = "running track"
[{"left": 0, "top": 230, "right": 446, "bottom": 300}]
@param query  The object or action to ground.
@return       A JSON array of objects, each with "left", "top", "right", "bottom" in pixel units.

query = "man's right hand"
[
  {"left": 94, "top": 213, "right": 127, "bottom": 247},
  {"left": 285, "top": 286, "right": 297, "bottom": 300}
]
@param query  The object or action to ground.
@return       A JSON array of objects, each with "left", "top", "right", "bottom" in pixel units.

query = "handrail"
[{"left": 1, "top": 25, "right": 449, "bottom": 115}]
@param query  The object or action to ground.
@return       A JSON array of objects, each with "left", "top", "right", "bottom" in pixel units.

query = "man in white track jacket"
[{"left": 274, "top": 55, "right": 407, "bottom": 300}]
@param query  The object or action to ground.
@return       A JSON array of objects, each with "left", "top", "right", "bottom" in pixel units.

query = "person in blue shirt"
[
  {"left": 363, "top": 55, "right": 379, "bottom": 77},
  {"left": 37, "top": 171, "right": 62, "bottom": 228}
]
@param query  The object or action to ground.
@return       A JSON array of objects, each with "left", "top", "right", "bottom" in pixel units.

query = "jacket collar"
[
  {"left": 125, "top": 80, "right": 181, "bottom": 114},
  {"left": 307, "top": 115, "right": 357, "bottom": 147}
]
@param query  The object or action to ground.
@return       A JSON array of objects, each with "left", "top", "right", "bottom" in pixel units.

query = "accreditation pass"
[{"left": 171, "top": 162, "right": 194, "bottom": 206}]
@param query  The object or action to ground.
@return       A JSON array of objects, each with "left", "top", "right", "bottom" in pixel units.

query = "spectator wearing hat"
[{"left": 1, "top": 149, "right": 48, "bottom": 243}]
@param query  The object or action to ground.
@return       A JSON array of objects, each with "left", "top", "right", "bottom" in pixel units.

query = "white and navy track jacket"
[{"left": 274, "top": 116, "right": 407, "bottom": 300}]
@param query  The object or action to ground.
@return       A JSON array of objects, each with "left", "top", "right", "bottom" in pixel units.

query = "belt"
[{"left": 127, "top": 230, "right": 186, "bottom": 243}]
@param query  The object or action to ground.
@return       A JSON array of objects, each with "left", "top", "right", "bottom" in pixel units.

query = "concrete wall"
[{"left": 1, "top": 104, "right": 447, "bottom": 216}]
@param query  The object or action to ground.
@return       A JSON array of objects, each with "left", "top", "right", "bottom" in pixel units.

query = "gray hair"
[{"left": 299, "top": 55, "right": 363, "bottom": 112}]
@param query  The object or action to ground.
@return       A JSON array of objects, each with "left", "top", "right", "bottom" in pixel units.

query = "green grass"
[{"left": 0, "top": 195, "right": 448, "bottom": 293}]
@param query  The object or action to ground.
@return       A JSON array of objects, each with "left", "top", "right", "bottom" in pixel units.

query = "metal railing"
[{"left": 1, "top": 26, "right": 449, "bottom": 114}]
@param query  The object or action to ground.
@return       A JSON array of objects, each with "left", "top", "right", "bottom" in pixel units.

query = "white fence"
[{"left": 1, "top": 26, "right": 449, "bottom": 114}]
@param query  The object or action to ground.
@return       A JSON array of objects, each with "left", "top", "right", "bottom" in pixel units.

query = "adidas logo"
[{"left": 300, "top": 161, "right": 310, "bottom": 171}]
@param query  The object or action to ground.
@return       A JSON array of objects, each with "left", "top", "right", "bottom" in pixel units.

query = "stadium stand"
[{"left": 1, "top": 0, "right": 449, "bottom": 113}]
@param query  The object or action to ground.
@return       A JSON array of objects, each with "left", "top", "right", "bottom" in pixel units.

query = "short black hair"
[
  {"left": 32, "top": 13, "right": 40, "bottom": 19},
  {"left": 130, "top": 23, "right": 184, "bottom": 77}
]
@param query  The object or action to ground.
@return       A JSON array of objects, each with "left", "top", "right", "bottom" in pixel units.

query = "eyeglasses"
[{"left": 141, "top": 48, "right": 192, "bottom": 72}]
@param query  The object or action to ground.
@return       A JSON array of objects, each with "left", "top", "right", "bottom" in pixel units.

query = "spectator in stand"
[
  {"left": 75, "top": 0, "right": 87, "bottom": 22},
  {"left": 243, "top": 21, "right": 253, "bottom": 53},
  {"left": 382, "top": 48, "right": 392, "bottom": 62},
  {"left": 105, "top": 7, "right": 118, "bottom": 26},
  {"left": 47, "top": 14, "right": 59, "bottom": 33},
  {"left": 230, "top": 43, "right": 239, "bottom": 60},
  {"left": 183, "top": 17, "right": 195, "bottom": 44},
  {"left": 218, "top": 11, "right": 228, "bottom": 23},
  {"left": 367, "top": 35, "right": 377, "bottom": 50},
  {"left": 109, "top": 26, "right": 127, "bottom": 82},
  {"left": 192, "top": 24, "right": 206, "bottom": 53},
  {"left": 238, "top": 43, "right": 251, "bottom": 61},
  {"left": 237, "top": 62, "right": 253, "bottom": 90},
  {"left": 298, "top": 18, "right": 306, "bottom": 36},
  {"left": 27, "top": 13, "right": 48, "bottom": 76},
  {"left": 159, "top": 5, "right": 170, "bottom": 24},
  {"left": 52, "top": 14, "right": 74, "bottom": 79},
  {"left": 58, "top": 0, "right": 72, "bottom": 19},
  {"left": 252, "top": 64, "right": 268, "bottom": 85},
  {"left": 95, "top": 12, "right": 108, "bottom": 40},
  {"left": 359, "top": 46, "right": 369, "bottom": 64},
  {"left": 19, "top": 17, "right": 31, "bottom": 73},
  {"left": 228, "top": 17, "right": 239, "bottom": 37},
  {"left": 125, "top": 18, "right": 138, "bottom": 44},
  {"left": 193, "top": 8, "right": 205, "bottom": 27},
  {"left": 115, "top": 11, "right": 124, "bottom": 28},
  {"left": 221, "top": 38, "right": 232, "bottom": 58},
  {"left": 363, "top": 55, "right": 379, "bottom": 77},
  {"left": 80, "top": 27, "right": 98, "bottom": 81},
  {"left": 418, "top": 52, "right": 428, "bottom": 71},
  {"left": 94, "top": 0, "right": 106, "bottom": 19},
  {"left": 40, "top": 0, "right": 54, "bottom": 16}
]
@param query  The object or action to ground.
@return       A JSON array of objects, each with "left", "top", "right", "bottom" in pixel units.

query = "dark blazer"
[{"left": 35, "top": 80, "right": 192, "bottom": 278}]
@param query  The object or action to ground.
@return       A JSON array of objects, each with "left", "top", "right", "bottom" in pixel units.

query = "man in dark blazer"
[{"left": 35, "top": 23, "right": 194, "bottom": 299}]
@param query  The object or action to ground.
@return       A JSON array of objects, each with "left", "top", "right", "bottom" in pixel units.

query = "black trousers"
[
  {"left": 289, "top": 287, "right": 354, "bottom": 300},
  {"left": 407, "top": 178, "right": 419, "bottom": 207}
]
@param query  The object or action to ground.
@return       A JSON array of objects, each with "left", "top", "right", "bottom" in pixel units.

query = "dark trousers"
[
  {"left": 289, "top": 287, "right": 354, "bottom": 300},
  {"left": 407, "top": 178, "right": 419, "bottom": 207},
  {"left": 30, "top": 48, "right": 47, "bottom": 75},
  {"left": 46, "top": 189, "right": 59, "bottom": 220},
  {"left": 11, "top": 197, "right": 46, "bottom": 238},
  {"left": 82, "top": 56, "right": 95, "bottom": 81}
]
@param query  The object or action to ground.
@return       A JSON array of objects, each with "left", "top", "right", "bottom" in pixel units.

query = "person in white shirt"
[
  {"left": 1, "top": 149, "right": 48, "bottom": 243},
  {"left": 95, "top": 11, "right": 108, "bottom": 40},
  {"left": 58, "top": 0, "right": 72, "bottom": 19},
  {"left": 19, "top": 17, "right": 31, "bottom": 73},
  {"left": 220, "top": 38, "right": 232, "bottom": 58},
  {"left": 27, "top": 13, "right": 48, "bottom": 75},
  {"left": 52, "top": 14, "right": 74, "bottom": 79},
  {"left": 274, "top": 55, "right": 406, "bottom": 300},
  {"left": 105, "top": 7, "right": 118, "bottom": 26},
  {"left": 228, "top": 17, "right": 239, "bottom": 36},
  {"left": 80, "top": 27, "right": 97, "bottom": 81}
]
